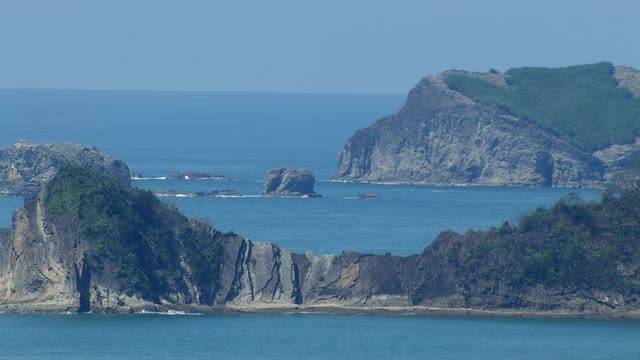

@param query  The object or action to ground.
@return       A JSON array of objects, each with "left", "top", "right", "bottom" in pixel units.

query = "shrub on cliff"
[
  {"left": 455, "top": 182, "right": 640, "bottom": 294},
  {"left": 44, "top": 165, "right": 225, "bottom": 302}
]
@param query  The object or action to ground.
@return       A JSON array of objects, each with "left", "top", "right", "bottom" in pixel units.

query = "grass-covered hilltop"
[
  {"left": 445, "top": 62, "right": 640, "bottom": 152},
  {"left": 2, "top": 156, "right": 640, "bottom": 317},
  {"left": 336, "top": 62, "right": 640, "bottom": 187}
]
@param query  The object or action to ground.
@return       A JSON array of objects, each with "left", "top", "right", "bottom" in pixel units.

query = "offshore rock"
[{"left": 263, "top": 167, "right": 321, "bottom": 197}]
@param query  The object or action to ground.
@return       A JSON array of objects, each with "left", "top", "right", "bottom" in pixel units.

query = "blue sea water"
[
  {"left": 0, "top": 313, "right": 640, "bottom": 360},
  {"left": 0, "top": 89, "right": 632, "bottom": 359}
]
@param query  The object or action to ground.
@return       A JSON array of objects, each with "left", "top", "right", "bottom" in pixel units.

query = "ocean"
[{"left": 1, "top": 89, "right": 636, "bottom": 359}]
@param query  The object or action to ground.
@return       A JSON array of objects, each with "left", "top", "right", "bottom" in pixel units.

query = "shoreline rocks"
[{"left": 263, "top": 167, "right": 321, "bottom": 197}]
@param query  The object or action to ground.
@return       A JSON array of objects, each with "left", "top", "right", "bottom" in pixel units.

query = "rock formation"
[
  {"left": 1, "top": 165, "right": 640, "bottom": 317},
  {"left": 263, "top": 167, "right": 320, "bottom": 197},
  {"left": 152, "top": 189, "right": 242, "bottom": 198},
  {"left": 335, "top": 64, "right": 640, "bottom": 187},
  {"left": 0, "top": 141, "right": 130, "bottom": 195}
]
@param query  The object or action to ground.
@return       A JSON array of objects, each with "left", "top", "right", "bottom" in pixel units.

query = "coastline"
[
  {"left": 329, "top": 178, "right": 606, "bottom": 190},
  {"left": 3, "top": 302, "right": 640, "bottom": 320}
]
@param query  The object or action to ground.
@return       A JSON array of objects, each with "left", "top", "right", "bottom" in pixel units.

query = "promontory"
[
  {"left": 1, "top": 157, "right": 640, "bottom": 318},
  {"left": 335, "top": 62, "right": 640, "bottom": 187}
]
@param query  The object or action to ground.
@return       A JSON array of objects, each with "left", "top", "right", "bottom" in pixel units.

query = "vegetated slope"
[
  {"left": 445, "top": 62, "right": 640, "bottom": 152},
  {"left": 2, "top": 164, "right": 640, "bottom": 316},
  {"left": 419, "top": 183, "right": 640, "bottom": 310},
  {"left": 0, "top": 165, "right": 232, "bottom": 311}
]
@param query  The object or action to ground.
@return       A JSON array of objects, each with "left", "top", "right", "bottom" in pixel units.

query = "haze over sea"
[{"left": 1, "top": 90, "right": 638, "bottom": 359}]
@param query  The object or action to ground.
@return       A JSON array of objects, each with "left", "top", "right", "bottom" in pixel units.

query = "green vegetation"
[
  {"left": 45, "top": 165, "right": 225, "bottom": 302},
  {"left": 445, "top": 62, "right": 640, "bottom": 152},
  {"left": 457, "top": 180, "right": 640, "bottom": 294}
]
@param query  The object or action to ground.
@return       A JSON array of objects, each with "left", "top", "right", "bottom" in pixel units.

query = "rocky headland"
[
  {"left": 1, "top": 162, "right": 640, "bottom": 318},
  {"left": 336, "top": 63, "right": 640, "bottom": 187},
  {"left": 263, "top": 167, "right": 321, "bottom": 197},
  {"left": 0, "top": 141, "right": 130, "bottom": 195}
]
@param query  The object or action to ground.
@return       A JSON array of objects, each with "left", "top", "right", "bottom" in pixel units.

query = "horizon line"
[{"left": 0, "top": 86, "right": 405, "bottom": 97}]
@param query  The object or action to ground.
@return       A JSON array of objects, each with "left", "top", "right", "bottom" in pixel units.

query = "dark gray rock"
[
  {"left": 0, "top": 141, "right": 130, "bottom": 195},
  {"left": 263, "top": 167, "right": 321, "bottom": 197},
  {"left": 152, "top": 189, "right": 242, "bottom": 197},
  {"left": 356, "top": 193, "right": 382, "bottom": 200}
]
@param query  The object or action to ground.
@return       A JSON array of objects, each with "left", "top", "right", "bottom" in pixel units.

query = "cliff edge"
[
  {"left": 336, "top": 63, "right": 640, "bottom": 187},
  {"left": 2, "top": 165, "right": 640, "bottom": 317}
]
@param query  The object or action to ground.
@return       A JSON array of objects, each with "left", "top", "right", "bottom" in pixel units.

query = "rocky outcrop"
[
  {"left": 0, "top": 141, "right": 130, "bottom": 195},
  {"left": 263, "top": 167, "right": 320, "bottom": 197},
  {"left": 357, "top": 194, "right": 382, "bottom": 200},
  {"left": 152, "top": 189, "right": 242, "bottom": 198},
  {"left": 2, "top": 165, "right": 640, "bottom": 317},
  {"left": 0, "top": 135, "right": 637, "bottom": 316},
  {"left": 335, "top": 65, "right": 640, "bottom": 187},
  {"left": 614, "top": 66, "right": 640, "bottom": 97},
  {"left": 593, "top": 138, "right": 640, "bottom": 181}
]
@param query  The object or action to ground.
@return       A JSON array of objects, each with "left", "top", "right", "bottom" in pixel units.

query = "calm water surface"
[{"left": 1, "top": 313, "right": 639, "bottom": 360}]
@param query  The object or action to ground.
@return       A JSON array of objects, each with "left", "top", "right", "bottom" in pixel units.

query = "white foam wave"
[
  {"left": 132, "top": 177, "right": 167, "bottom": 180},
  {"left": 155, "top": 193, "right": 195, "bottom": 198},
  {"left": 136, "top": 309, "right": 202, "bottom": 316}
]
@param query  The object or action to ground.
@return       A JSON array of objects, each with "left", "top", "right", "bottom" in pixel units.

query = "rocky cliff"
[
  {"left": 336, "top": 63, "right": 640, "bottom": 187},
  {"left": 2, "top": 165, "right": 640, "bottom": 317},
  {"left": 0, "top": 141, "right": 130, "bottom": 195}
]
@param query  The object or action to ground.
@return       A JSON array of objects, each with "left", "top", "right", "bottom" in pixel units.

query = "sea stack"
[{"left": 263, "top": 167, "right": 321, "bottom": 197}]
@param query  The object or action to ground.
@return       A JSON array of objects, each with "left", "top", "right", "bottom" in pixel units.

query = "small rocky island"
[
  {"left": 263, "top": 167, "right": 321, "bottom": 197},
  {"left": 357, "top": 193, "right": 382, "bottom": 200},
  {"left": 152, "top": 189, "right": 242, "bottom": 198}
]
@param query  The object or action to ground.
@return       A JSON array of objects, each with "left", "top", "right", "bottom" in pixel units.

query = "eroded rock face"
[
  {"left": 614, "top": 65, "right": 640, "bottom": 97},
  {"left": 263, "top": 167, "right": 320, "bottom": 197},
  {"left": 0, "top": 141, "right": 130, "bottom": 195},
  {"left": 335, "top": 73, "right": 606, "bottom": 187},
  {"left": 0, "top": 182, "right": 637, "bottom": 316},
  {"left": 1, "top": 164, "right": 638, "bottom": 316}
]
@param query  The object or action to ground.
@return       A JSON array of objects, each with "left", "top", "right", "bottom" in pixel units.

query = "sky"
[{"left": 1, "top": 0, "right": 638, "bottom": 94}]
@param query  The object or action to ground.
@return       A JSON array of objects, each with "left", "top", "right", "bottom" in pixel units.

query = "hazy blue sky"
[{"left": 1, "top": 0, "right": 638, "bottom": 94}]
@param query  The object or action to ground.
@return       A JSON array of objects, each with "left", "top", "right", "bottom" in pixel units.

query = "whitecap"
[
  {"left": 136, "top": 309, "right": 202, "bottom": 316},
  {"left": 132, "top": 177, "right": 167, "bottom": 180}
]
